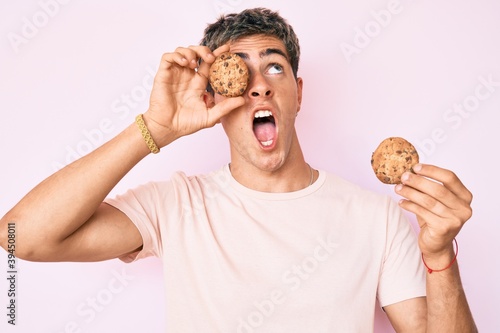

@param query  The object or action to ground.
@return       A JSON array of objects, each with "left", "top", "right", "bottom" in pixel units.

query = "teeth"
[
  {"left": 254, "top": 110, "right": 272, "bottom": 118},
  {"left": 261, "top": 140, "right": 273, "bottom": 146}
]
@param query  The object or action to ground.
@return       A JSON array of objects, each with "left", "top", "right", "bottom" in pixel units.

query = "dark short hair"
[{"left": 200, "top": 7, "right": 300, "bottom": 79}]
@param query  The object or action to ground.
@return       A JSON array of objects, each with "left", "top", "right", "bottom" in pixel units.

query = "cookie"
[
  {"left": 208, "top": 52, "right": 249, "bottom": 97},
  {"left": 371, "top": 137, "right": 419, "bottom": 184}
]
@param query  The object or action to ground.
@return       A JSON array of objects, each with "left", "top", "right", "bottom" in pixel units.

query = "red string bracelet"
[{"left": 421, "top": 238, "right": 458, "bottom": 274}]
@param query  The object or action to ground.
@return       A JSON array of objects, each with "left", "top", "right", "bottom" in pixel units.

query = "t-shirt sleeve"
[
  {"left": 104, "top": 181, "right": 173, "bottom": 263},
  {"left": 377, "top": 198, "right": 426, "bottom": 307}
]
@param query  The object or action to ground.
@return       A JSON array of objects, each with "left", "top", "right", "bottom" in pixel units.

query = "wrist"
[
  {"left": 421, "top": 239, "right": 458, "bottom": 274},
  {"left": 138, "top": 112, "right": 176, "bottom": 152},
  {"left": 136, "top": 114, "right": 160, "bottom": 154}
]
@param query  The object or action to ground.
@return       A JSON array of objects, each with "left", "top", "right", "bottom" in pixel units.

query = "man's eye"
[{"left": 268, "top": 63, "right": 283, "bottom": 74}]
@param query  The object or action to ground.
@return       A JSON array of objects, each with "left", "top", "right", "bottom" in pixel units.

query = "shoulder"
[{"left": 321, "top": 171, "right": 393, "bottom": 208}]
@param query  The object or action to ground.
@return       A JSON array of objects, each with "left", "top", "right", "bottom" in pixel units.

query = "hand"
[
  {"left": 395, "top": 164, "right": 473, "bottom": 258},
  {"left": 144, "top": 44, "right": 245, "bottom": 147}
]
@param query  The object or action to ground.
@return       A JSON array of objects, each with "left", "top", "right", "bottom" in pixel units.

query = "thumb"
[{"left": 206, "top": 97, "right": 245, "bottom": 125}]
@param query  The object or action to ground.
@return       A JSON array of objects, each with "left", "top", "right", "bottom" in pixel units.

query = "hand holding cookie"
[
  {"left": 371, "top": 137, "right": 472, "bottom": 254},
  {"left": 371, "top": 137, "right": 473, "bottom": 257},
  {"left": 144, "top": 45, "right": 245, "bottom": 146},
  {"left": 395, "top": 164, "right": 473, "bottom": 258}
]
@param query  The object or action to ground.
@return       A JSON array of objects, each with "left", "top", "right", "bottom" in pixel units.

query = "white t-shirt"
[{"left": 105, "top": 165, "right": 426, "bottom": 332}]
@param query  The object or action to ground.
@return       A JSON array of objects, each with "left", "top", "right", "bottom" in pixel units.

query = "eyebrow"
[{"left": 235, "top": 48, "right": 289, "bottom": 61}]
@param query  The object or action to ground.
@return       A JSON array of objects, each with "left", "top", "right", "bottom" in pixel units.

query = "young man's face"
[{"left": 216, "top": 34, "right": 303, "bottom": 174}]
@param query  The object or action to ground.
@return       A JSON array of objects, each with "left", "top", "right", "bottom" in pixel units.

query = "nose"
[{"left": 247, "top": 72, "right": 273, "bottom": 98}]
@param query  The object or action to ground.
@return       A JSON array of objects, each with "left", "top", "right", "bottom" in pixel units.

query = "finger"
[
  {"left": 395, "top": 182, "right": 450, "bottom": 219},
  {"left": 400, "top": 170, "right": 468, "bottom": 212},
  {"left": 413, "top": 164, "right": 473, "bottom": 204},
  {"left": 397, "top": 197, "right": 442, "bottom": 229},
  {"left": 161, "top": 46, "right": 212, "bottom": 71},
  {"left": 197, "top": 44, "right": 231, "bottom": 78},
  {"left": 174, "top": 47, "right": 205, "bottom": 69},
  {"left": 212, "top": 44, "right": 231, "bottom": 56},
  {"left": 205, "top": 97, "right": 245, "bottom": 126},
  {"left": 398, "top": 195, "right": 465, "bottom": 240},
  {"left": 185, "top": 45, "right": 218, "bottom": 66},
  {"left": 161, "top": 51, "right": 190, "bottom": 70},
  {"left": 396, "top": 173, "right": 473, "bottom": 225},
  {"left": 396, "top": 185, "right": 465, "bottom": 234}
]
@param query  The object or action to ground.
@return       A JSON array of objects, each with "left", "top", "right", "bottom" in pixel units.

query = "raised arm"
[
  {"left": 0, "top": 45, "right": 244, "bottom": 262},
  {"left": 386, "top": 164, "right": 477, "bottom": 332}
]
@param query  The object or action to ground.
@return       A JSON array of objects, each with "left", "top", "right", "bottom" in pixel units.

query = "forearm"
[
  {"left": 0, "top": 121, "right": 155, "bottom": 257},
  {"left": 424, "top": 248, "right": 477, "bottom": 332},
  {"left": 1, "top": 45, "right": 239, "bottom": 258}
]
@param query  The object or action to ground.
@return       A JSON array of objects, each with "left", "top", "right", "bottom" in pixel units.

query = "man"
[{"left": 0, "top": 7, "right": 476, "bottom": 332}]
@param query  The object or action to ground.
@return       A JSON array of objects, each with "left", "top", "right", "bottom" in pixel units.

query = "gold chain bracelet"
[{"left": 135, "top": 114, "right": 160, "bottom": 154}]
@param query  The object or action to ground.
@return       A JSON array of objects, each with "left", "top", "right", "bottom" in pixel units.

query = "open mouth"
[{"left": 253, "top": 110, "right": 276, "bottom": 147}]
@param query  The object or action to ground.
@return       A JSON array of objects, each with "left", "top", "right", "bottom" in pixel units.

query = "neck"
[{"left": 229, "top": 142, "right": 316, "bottom": 193}]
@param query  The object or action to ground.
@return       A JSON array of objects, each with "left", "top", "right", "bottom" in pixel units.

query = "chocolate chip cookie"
[
  {"left": 371, "top": 137, "right": 420, "bottom": 184},
  {"left": 208, "top": 52, "right": 249, "bottom": 97}
]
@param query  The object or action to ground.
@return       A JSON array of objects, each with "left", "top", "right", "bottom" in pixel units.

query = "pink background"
[{"left": 1, "top": 0, "right": 499, "bottom": 332}]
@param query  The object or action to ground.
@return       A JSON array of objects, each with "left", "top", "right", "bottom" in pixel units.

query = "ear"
[
  {"left": 203, "top": 91, "right": 215, "bottom": 108},
  {"left": 296, "top": 77, "right": 304, "bottom": 114}
]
